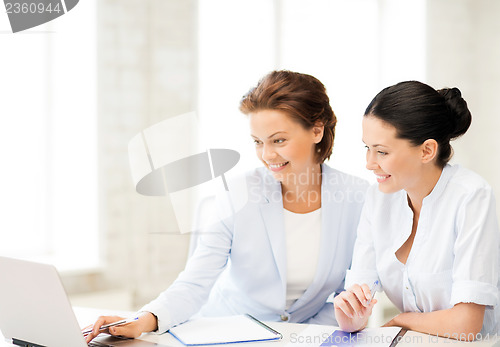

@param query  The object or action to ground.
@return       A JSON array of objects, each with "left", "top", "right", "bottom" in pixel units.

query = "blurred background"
[{"left": 1, "top": 0, "right": 499, "bottom": 327}]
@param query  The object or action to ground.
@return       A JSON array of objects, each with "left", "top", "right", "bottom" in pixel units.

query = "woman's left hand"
[{"left": 333, "top": 283, "right": 377, "bottom": 332}]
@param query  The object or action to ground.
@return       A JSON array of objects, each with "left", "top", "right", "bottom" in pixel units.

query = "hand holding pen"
[
  {"left": 82, "top": 316, "right": 139, "bottom": 336},
  {"left": 333, "top": 280, "right": 379, "bottom": 333},
  {"left": 83, "top": 312, "right": 158, "bottom": 343}
]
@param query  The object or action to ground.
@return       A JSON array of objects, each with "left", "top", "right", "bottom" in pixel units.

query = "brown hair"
[{"left": 239, "top": 70, "right": 337, "bottom": 164}]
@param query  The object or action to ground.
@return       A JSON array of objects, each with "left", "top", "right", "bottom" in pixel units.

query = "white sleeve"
[
  {"left": 345, "top": 186, "right": 380, "bottom": 290},
  {"left": 450, "top": 186, "right": 500, "bottom": 306},
  {"left": 140, "top": 192, "right": 234, "bottom": 333}
]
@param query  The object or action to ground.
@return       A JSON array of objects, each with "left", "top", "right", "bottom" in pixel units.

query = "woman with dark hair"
[
  {"left": 85, "top": 70, "right": 368, "bottom": 342},
  {"left": 334, "top": 81, "right": 500, "bottom": 340}
]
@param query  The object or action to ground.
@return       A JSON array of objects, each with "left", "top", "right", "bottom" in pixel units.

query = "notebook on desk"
[
  {"left": 0, "top": 256, "right": 164, "bottom": 347},
  {"left": 168, "top": 314, "right": 282, "bottom": 346}
]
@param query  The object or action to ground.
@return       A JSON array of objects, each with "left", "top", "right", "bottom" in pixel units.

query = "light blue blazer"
[{"left": 141, "top": 164, "right": 369, "bottom": 333}]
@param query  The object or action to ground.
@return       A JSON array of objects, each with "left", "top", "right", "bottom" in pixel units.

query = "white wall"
[{"left": 426, "top": 0, "right": 500, "bottom": 221}]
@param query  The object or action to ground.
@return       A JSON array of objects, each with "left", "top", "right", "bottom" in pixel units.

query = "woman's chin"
[
  {"left": 266, "top": 165, "right": 288, "bottom": 181},
  {"left": 377, "top": 183, "right": 400, "bottom": 194},
  {"left": 271, "top": 172, "right": 284, "bottom": 182}
]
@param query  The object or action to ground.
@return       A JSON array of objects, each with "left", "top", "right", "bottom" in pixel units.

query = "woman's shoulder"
[
  {"left": 209, "top": 168, "right": 271, "bottom": 215},
  {"left": 446, "top": 164, "right": 494, "bottom": 194},
  {"left": 216, "top": 166, "right": 277, "bottom": 204}
]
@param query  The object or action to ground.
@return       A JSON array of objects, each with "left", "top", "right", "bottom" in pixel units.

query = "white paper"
[{"left": 168, "top": 315, "right": 281, "bottom": 346}]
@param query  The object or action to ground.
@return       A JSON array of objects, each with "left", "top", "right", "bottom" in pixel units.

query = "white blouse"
[
  {"left": 346, "top": 164, "right": 500, "bottom": 335},
  {"left": 284, "top": 208, "right": 322, "bottom": 310}
]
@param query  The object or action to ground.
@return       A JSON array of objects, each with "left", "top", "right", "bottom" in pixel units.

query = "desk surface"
[{"left": 1, "top": 307, "right": 499, "bottom": 346}]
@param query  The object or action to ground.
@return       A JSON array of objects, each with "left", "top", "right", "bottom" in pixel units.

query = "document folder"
[{"left": 168, "top": 314, "right": 282, "bottom": 346}]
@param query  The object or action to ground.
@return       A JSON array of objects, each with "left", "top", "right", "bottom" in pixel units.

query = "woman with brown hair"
[{"left": 86, "top": 70, "right": 368, "bottom": 342}]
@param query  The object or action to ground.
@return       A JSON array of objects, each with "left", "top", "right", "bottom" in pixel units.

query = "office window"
[
  {"left": 198, "top": 0, "right": 426, "bottom": 181},
  {"left": 0, "top": 1, "right": 98, "bottom": 271},
  {"left": 197, "top": 0, "right": 277, "bottom": 174}
]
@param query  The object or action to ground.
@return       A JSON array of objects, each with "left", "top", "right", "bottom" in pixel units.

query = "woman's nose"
[
  {"left": 261, "top": 145, "right": 276, "bottom": 162},
  {"left": 366, "top": 152, "right": 379, "bottom": 171}
]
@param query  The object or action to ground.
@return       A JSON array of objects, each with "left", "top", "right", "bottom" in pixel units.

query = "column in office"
[{"left": 97, "top": 0, "right": 198, "bottom": 309}]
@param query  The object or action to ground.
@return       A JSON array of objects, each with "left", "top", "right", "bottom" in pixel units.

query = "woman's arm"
[
  {"left": 337, "top": 187, "right": 380, "bottom": 332},
  {"left": 384, "top": 302, "right": 485, "bottom": 341}
]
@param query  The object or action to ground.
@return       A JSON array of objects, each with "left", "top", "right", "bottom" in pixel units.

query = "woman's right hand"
[
  {"left": 84, "top": 312, "right": 158, "bottom": 343},
  {"left": 333, "top": 283, "right": 377, "bottom": 332}
]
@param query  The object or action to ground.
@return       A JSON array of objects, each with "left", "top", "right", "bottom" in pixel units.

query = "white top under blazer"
[
  {"left": 141, "top": 164, "right": 369, "bottom": 333},
  {"left": 284, "top": 208, "right": 322, "bottom": 309},
  {"left": 346, "top": 164, "right": 500, "bottom": 335}
]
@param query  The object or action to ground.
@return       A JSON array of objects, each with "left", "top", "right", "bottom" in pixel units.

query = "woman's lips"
[
  {"left": 375, "top": 174, "right": 391, "bottom": 183},
  {"left": 268, "top": 162, "right": 289, "bottom": 172}
]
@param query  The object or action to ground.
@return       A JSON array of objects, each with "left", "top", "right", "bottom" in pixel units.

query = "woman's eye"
[
  {"left": 253, "top": 139, "right": 262, "bottom": 145},
  {"left": 274, "top": 138, "right": 285, "bottom": 144},
  {"left": 365, "top": 145, "right": 387, "bottom": 155}
]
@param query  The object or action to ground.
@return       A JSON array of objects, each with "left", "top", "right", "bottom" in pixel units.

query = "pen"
[
  {"left": 82, "top": 317, "right": 139, "bottom": 336},
  {"left": 367, "top": 280, "right": 379, "bottom": 305}
]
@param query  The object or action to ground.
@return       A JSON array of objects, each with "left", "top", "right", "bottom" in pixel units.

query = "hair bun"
[{"left": 437, "top": 87, "right": 472, "bottom": 140}]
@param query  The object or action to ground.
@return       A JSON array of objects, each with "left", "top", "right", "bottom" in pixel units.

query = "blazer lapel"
[
  {"left": 258, "top": 178, "right": 287, "bottom": 297},
  {"left": 291, "top": 164, "right": 344, "bottom": 309}
]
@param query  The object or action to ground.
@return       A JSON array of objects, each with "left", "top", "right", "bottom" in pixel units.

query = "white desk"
[{"left": 1, "top": 307, "right": 499, "bottom": 346}]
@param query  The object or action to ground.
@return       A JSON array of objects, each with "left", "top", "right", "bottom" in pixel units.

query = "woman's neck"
[
  {"left": 281, "top": 164, "right": 322, "bottom": 213},
  {"left": 406, "top": 164, "right": 443, "bottom": 215}
]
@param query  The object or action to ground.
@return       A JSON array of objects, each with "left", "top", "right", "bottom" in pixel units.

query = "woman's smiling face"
[
  {"left": 249, "top": 109, "right": 323, "bottom": 184},
  {"left": 362, "top": 115, "right": 425, "bottom": 194}
]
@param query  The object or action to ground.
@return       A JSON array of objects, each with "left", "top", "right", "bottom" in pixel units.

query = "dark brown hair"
[
  {"left": 365, "top": 80, "right": 472, "bottom": 167},
  {"left": 239, "top": 70, "right": 337, "bottom": 164}
]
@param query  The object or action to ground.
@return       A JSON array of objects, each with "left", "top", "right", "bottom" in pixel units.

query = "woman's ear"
[
  {"left": 421, "top": 139, "right": 438, "bottom": 163},
  {"left": 312, "top": 122, "right": 325, "bottom": 144}
]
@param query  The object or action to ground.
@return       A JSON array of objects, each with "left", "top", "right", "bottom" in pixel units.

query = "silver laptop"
[{"left": 0, "top": 256, "right": 164, "bottom": 347}]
